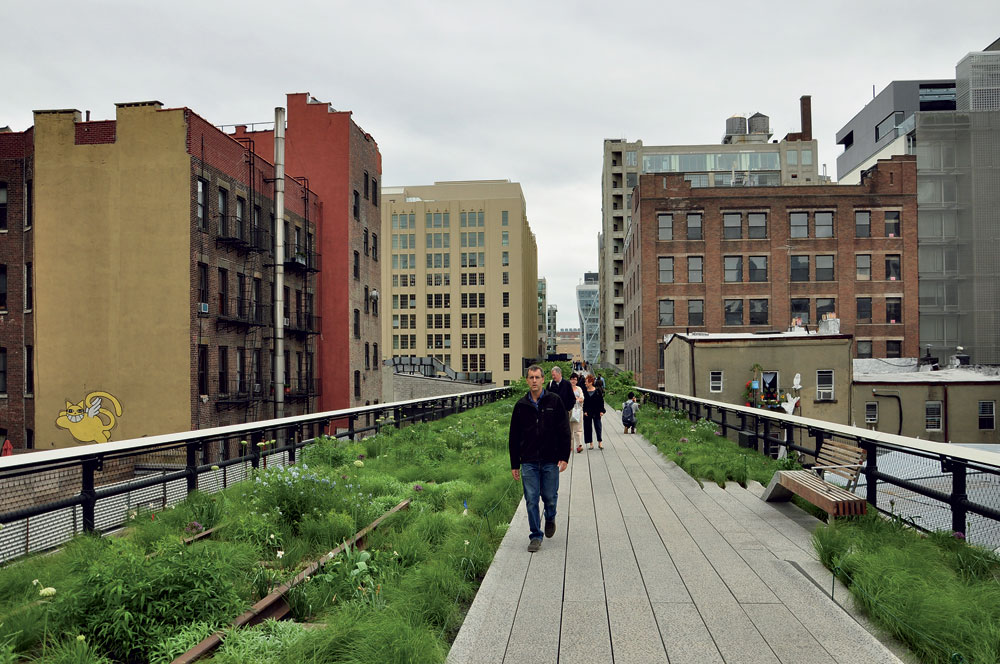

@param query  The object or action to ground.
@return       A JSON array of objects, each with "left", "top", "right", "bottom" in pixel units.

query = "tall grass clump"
[{"left": 813, "top": 513, "right": 1000, "bottom": 663}]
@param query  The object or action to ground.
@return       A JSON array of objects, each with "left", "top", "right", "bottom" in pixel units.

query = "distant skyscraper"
[
  {"left": 577, "top": 272, "right": 600, "bottom": 365},
  {"left": 546, "top": 305, "right": 558, "bottom": 356}
]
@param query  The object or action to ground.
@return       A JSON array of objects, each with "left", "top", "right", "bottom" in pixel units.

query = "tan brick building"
[{"left": 626, "top": 155, "right": 918, "bottom": 390}]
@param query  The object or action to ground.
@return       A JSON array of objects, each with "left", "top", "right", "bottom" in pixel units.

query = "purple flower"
[
  {"left": 953, "top": 531, "right": 966, "bottom": 540},
  {"left": 341, "top": 475, "right": 349, "bottom": 480},
  {"left": 714, "top": 431, "right": 723, "bottom": 436},
  {"left": 414, "top": 484, "right": 424, "bottom": 492},
  {"left": 358, "top": 454, "right": 366, "bottom": 460}
]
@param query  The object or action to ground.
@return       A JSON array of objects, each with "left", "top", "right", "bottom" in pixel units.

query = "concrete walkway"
[{"left": 449, "top": 409, "right": 908, "bottom": 664}]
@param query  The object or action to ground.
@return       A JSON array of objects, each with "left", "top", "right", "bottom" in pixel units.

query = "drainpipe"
[
  {"left": 872, "top": 389, "right": 902, "bottom": 436},
  {"left": 274, "top": 107, "right": 286, "bottom": 420}
]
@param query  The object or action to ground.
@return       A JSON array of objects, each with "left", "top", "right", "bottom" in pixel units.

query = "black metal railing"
[
  {"left": 0, "top": 387, "right": 511, "bottom": 563},
  {"left": 284, "top": 244, "right": 321, "bottom": 273},
  {"left": 216, "top": 298, "right": 271, "bottom": 327},
  {"left": 217, "top": 219, "right": 272, "bottom": 254},
  {"left": 635, "top": 387, "right": 1000, "bottom": 550},
  {"left": 287, "top": 312, "right": 321, "bottom": 335}
]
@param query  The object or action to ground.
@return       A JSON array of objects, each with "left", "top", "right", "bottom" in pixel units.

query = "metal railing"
[
  {"left": 0, "top": 387, "right": 511, "bottom": 563},
  {"left": 636, "top": 387, "right": 1000, "bottom": 551}
]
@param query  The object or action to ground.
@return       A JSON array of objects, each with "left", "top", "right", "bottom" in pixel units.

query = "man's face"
[
  {"left": 527, "top": 370, "right": 544, "bottom": 393},
  {"left": 550, "top": 368, "right": 561, "bottom": 383}
]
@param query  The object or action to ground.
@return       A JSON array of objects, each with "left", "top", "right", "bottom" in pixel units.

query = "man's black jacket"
[
  {"left": 508, "top": 390, "right": 572, "bottom": 469},
  {"left": 547, "top": 378, "right": 575, "bottom": 412}
]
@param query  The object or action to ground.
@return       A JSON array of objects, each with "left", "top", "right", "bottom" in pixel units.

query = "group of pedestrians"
[{"left": 507, "top": 364, "right": 610, "bottom": 552}]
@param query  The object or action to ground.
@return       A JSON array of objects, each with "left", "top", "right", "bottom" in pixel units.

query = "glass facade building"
[{"left": 577, "top": 272, "right": 600, "bottom": 365}]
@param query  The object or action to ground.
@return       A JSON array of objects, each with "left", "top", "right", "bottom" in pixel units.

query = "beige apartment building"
[{"left": 380, "top": 180, "right": 538, "bottom": 386}]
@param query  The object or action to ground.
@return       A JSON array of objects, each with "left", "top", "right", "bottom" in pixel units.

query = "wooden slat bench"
[{"left": 762, "top": 440, "right": 867, "bottom": 518}]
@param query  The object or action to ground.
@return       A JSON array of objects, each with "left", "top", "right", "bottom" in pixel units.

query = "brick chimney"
[{"left": 799, "top": 95, "right": 812, "bottom": 142}]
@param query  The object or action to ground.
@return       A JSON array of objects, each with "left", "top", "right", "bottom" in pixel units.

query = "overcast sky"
[{"left": 4, "top": 1, "right": 999, "bottom": 330}]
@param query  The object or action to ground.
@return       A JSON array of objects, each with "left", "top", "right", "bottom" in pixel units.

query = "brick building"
[
  {"left": 232, "top": 93, "right": 382, "bottom": 412},
  {"left": 625, "top": 154, "right": 918, "bottom": 390},
  {"left": 0, "top": 102, "right": 320, "bottom": 450},
  {"left": 0, "top": 126, "right": 35, "bottom": 449}
]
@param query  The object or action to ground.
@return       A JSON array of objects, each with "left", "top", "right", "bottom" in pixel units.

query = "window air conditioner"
[
  {"left": 253, "top": 383, "right": 261, "bottom": 394},
  {"left": 198, "top": 302, "right": 209, "bottom": 314},
  {"left": 283, "top": 317, "right": 290, "bottom": 327},
  {"left": 817, "top": 389, "right": 834, "bottom": 401}
]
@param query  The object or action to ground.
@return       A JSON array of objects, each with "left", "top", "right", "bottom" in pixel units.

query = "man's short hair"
[
  {"left": 627, "top": 391, "right": 635, "bottom": 399},
  {"left": 551, "top": 366, "right": 563, "bottom": 376},
  {"left": 526, "top": 364, "right": 543, "bottom": 377}
]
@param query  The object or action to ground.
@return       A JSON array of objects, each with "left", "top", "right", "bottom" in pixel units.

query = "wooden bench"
[{"left": 762, "top": 440, "right": 867, "bottom": 518}]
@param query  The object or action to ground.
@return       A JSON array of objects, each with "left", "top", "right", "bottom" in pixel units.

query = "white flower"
[
  {"left": 393, "top": 550, "right": 399, "bottom": 557},
  {"left": 32, "top": 579, "right": 39, "bottom": 586},
  {"left": 269, "top": 534, "right": 276, "bottom": 540},
  {"left": 464, "top": 540, "right": 470, "bottom": 546},
  {"left": 354, "top": 460, "right": 364, "bottom": 467},
  {"left": 77, "top": 635, "right": 86, "bottom": 642},
  {"left": 39, "top": 587, "right": 56, "bottom": 597},
  {"left": 276, "top": 550, "right": 284, "bottom": 559}
]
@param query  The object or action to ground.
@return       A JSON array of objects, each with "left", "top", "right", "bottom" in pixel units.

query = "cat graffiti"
[{"left": 55, "top": 391, "right": 124, "bottom": 444}]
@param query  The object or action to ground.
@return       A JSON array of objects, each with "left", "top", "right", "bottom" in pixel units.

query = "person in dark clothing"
[
  {"left": 509, "top": 365, "right": 571, "bottom": 552},
  {"left": 547, "top": 365, "right": 575, "bottom": 413},
  {"left": 582, "top": 373, "right": 606, "bottom": 450}
]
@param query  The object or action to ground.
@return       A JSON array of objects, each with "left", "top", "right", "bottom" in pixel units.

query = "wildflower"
[
  {"left": 679, "top": 437, "right": 689, "bottom": 443},
  {"left": 276, "top": 550, "right": 284, "bottom": 559},
  {"left": 32, "top": 579, "right": 39, "bottom": 586},
  {"left": 269, "top": 534, "right": 276, "bottom": 540},
  {"left": 464, "top": 539, "right": 470, "bottom": 547},
  {"left": 393, "top": 550, "right": 399, "bottom": 557},
  {"left": 358, "top": 454, "right": 366, "bottom": 460},
  {"left": 414, "top": 484, "right": 424, "bottom": 492},
  {"left": 211, "top": 465, "right": 220, "bottom": 471},
  {"left": 257, "top": 442, "right": 268, "bottom": 448},
  {"left": 240, "top": 440, "right": 249, "bottom": 446},
  {"left": 953, "top": 531, "right": 966, "bottom": 540},
  {"left": 354, "top": 460, "right": 364, "bottom": 467},
  {"left": 714, "top": 431, "right": 723, "bottom": 436},
  {"left": 39, "top": 587, "right": 56, "bottom": 597},
  {"left": 77, "top": 635, "right": 86, "bottom": 642}
]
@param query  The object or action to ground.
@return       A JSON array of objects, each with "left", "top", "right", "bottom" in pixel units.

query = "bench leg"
[{"left": 762, "top": 473, "right": 794, "bottom": 502}]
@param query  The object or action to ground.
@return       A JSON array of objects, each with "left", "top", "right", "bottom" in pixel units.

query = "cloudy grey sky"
[{"left": 4, "top": 1, "right": 999, "bottom": 329}]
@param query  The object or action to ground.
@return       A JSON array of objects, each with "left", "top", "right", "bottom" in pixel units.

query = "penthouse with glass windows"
[{"left": 379, "top": 180, "right": 538, "bottom": 385}]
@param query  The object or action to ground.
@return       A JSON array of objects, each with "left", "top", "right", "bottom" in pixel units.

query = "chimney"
[{"left": 799, "top": 95, "right": 812, "bottom": 142}]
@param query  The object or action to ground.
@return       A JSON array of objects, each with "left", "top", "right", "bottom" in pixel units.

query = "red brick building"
[
  {"left": 625, "top": 154, "right": 918, "bottom": 390},
  {"left": 233, "top": 93, "right": 382, "bottom": 413},
  {"left": 0, "top": 126, "right": 35, "bottom": 448}
]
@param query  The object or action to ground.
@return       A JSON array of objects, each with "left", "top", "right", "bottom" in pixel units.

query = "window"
[
  {"left": 855, "top": 211, "right": 870, "bottom": 238},
  {"left": 371, "top": 178, "right": 378, "bottom": 207},
  {"left": 724, "top": 256, "right": 742, "bottom": 282},
  {"left": 217, "top": 188, "right": 228, "bottom": 234},
  {"left": 353, "top": 191, "right": 360, "bottom": 220},
  {"left": 817, "top": 298, "right": 836, "bottom": 319},
  {"left": 791, "top": 298, "right": 810, "bottom": 324},
  {"left": 688, "top": 299, "right": 704, "bottom": 326},
  {"left": 815, "top": 255, "right": 835, "bottom": 281},
  {"left": 657, "top": 213, "right": 673, "bottom": 241},
  {"left": 748, "top": 256, "right": 767, "bottom": 282},
  {"left": 354, "top": 309, "right": 360, "bottom": 338},
  {"left": 502, "top": 251, "right": 509, "bottom": 266},
  {"left": 354, "top": 251, "right": 360, "bottom": 279},
  {"left": 688, "top": 256, "right": 703, "bottom": 283},
  {"left": 503, "top": 332, "right": 510, "bottom": 348},
  {"left": 218, "top": 268, "right": 228, "bottom": 315},
  {"left": 0, "top": 347, "right": 6, "bottom": 394},
  {"left": 865, "top": 402, "right": 878, "bottom": 423},
  {"left": 885, "top": 254, "right": 901, "bottom": 281},
  {"left": 503, "top": 312, "right": 509, "bottom": 328},
  {"left": 363, "top": 228, "right": 369, "bottom": 256},
  {"left": 24, "top": 345, "right": 32, "bottom": 394},
  {"left": 748, "top": 212, "right": 767, "bottom": 239},
  {"left": 197, "top": 178, "right": 207, "bottom": 230},
  {"left": 886, "top": 297, "right": 901, "bottom": 324},
  {"left": 25, "top": 180, "right": 32, "bottom": 228},
  {"left": 856, "top": 297, "right": 872, "bottom": 323},
  {"left": 723, "top": 212, "right": 741, "bottom": 239},
  {"left": 885, "top": 211, "right": 900, "bottom": 237},
  {"left": 354, "top": 371, "right": 361, "bottom": 399},
  {"left": 749, "top": 299, "right": 768, "bottom": 325},
  {"left": 857, "top": 340, "right": 873, "bottom": 358},
  {"left": 502, "top": 210, "right": 509, "bottom": 226},
  {"left": 886, "top": 340, "right": 902, "bottom": 358},
  {"left": 502, "top": 231, "right": 509, "bottom": 246},
  {"left": 979, "top": 401, "right": 995, "bottom": 430},
  {"left": 790, "top": 212, "right": 808, "bottom": 238},
  {"left": 197, "top": 262, "right": 208, "bottom": 305},
  {"left": 503, "top": 271, "right": 509, "bottom": 284},
  {"left": 658, "top": 299, "right": 674, "bottom": 326},
  {"left": 0, "top": 264, "right": 6, "bottom": 310},
  {"left": 790, "top": 255, "right": 809, "bottom": 281},
  {"left": 371, "top": 233, "right": 378, "bottom": 261},
  {"left": 218, "top": 346, "right": 229, "bottom": 394},
  {"left": 363, "top": 171, "right": 369, "bottom": 199},
  {"left": 197, "top": 345, "right": 208, "bottom": 394},
  {"left": 856, "top": 254, "right": 871, "bottom": 280},
  {"left": 687, "top": 213, "right": 702, "bottom": 240},
  {"left": 816, "top": 370, "right": 834, "bottom": 401},
  {"left": 658, "top": 257, "right": 674, "bottom": 283},
  {"left": 815, "top": 212, "right": 833, "bottom": 238},
  {"left": 372, "top": 343, "right": 378, "bottom": 366},
  {"left": 724, "top": 299, "right": 743, "bottom": 325},
  {"left": 709, "top": 370, "right": 723, "bottom": 393},
  {"left": 0, "top": 182, "right": 7, "bottom": 230},
  {"left": 925, "top": 401, "right": 943, "bottom": 431},
  {"left": 503, "top": 292, "right": 510, "bottom": 307},
  {"left": 23, "top": 263, "right": 32, "bottom": 311}
]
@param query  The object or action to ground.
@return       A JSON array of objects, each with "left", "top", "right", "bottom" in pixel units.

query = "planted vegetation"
[{"left": 0, "top": 395, "right": 522, "bottom": 663}]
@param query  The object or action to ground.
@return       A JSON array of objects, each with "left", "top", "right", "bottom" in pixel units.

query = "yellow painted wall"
[{"left": 33, "top": 104, "right": 191, "bottom": 447}]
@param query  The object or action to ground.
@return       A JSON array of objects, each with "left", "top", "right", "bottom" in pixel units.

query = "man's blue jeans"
[{"left": 520, "top": 461, "right": 559, "bottom": 541}]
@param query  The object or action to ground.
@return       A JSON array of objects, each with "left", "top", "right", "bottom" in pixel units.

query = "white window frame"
[
  {"left": 979, "top": 401, "right": 995, "bottom": 431},
  {"left": 865, "top": 401, "right": 878, "bottom": 424},
  {"left": 709, "top": 370, "right": 723, "bottom": 393},
  {"left": 816, "top": 370, "right": 834, "bottom": 401},
  {"left": 925, "top": 401, "right": 943, "bottom": 432}
]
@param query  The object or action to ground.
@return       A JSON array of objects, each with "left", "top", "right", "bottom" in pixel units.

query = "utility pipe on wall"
[{"left": 274, "top": 107, "right": 286, "bottom": 420}]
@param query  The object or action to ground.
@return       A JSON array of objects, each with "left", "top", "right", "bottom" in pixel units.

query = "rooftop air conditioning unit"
[
  {"left": 283, "top": 317, "right": 290, "bottom": 327},
  {"left": 198, "top": 302, "right": 209, "bottom": 314}
]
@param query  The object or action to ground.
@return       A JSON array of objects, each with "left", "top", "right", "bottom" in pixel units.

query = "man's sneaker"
[
  {"left": 544, "top": 520, "right": 556, "bottom": 538},
  {"left": 527, "top": 539, "right": 542, "bottom": 552}
]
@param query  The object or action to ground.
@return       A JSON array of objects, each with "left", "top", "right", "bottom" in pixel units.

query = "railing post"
[
  {"left": 762, "top": 419, "right": 773, "bottom": 457},
  {"left": 186, "top": 441, "right": 199, "bottom": 495},
  {"left": 251, "top": 432, "right": 262, "bottom": 470},
  {"left": 394, "top": 406, "right": 402, "bottom": 428},
  {"left": 720, "top": 409, "right": 728, "bottom": 435},
  {"left": 860, "top": 439, "right": 877, "bottom": 507},
  {"left": 810, "top": 428, "right": 825, "bottom": 464},
  {"left": 945, "top": 457, "right": 968, "bottom": 535},
  {"left": 348, "top": 414, "right": 357, "bottom": 441},
  {"left": 81, "top": 456, "right": 100, "bottom": 533},
  {"left": 288, "top": 425, "right": 299, "bottom": 465}
]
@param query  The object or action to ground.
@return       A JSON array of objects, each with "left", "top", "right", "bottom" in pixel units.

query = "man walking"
[
  {"left": 547, "top": 365, "right": 575, "bottom": 413},
  {"left": 509, "top": 365, "right": 571, "bottom": 552}
]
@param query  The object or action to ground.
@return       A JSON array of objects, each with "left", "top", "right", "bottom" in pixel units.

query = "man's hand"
[
  {"left": 558, "top": 460, "right": 568, "bottom": 472},
  {"left": 511, "top": 468, "right": 520, "bottom": 481}
]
